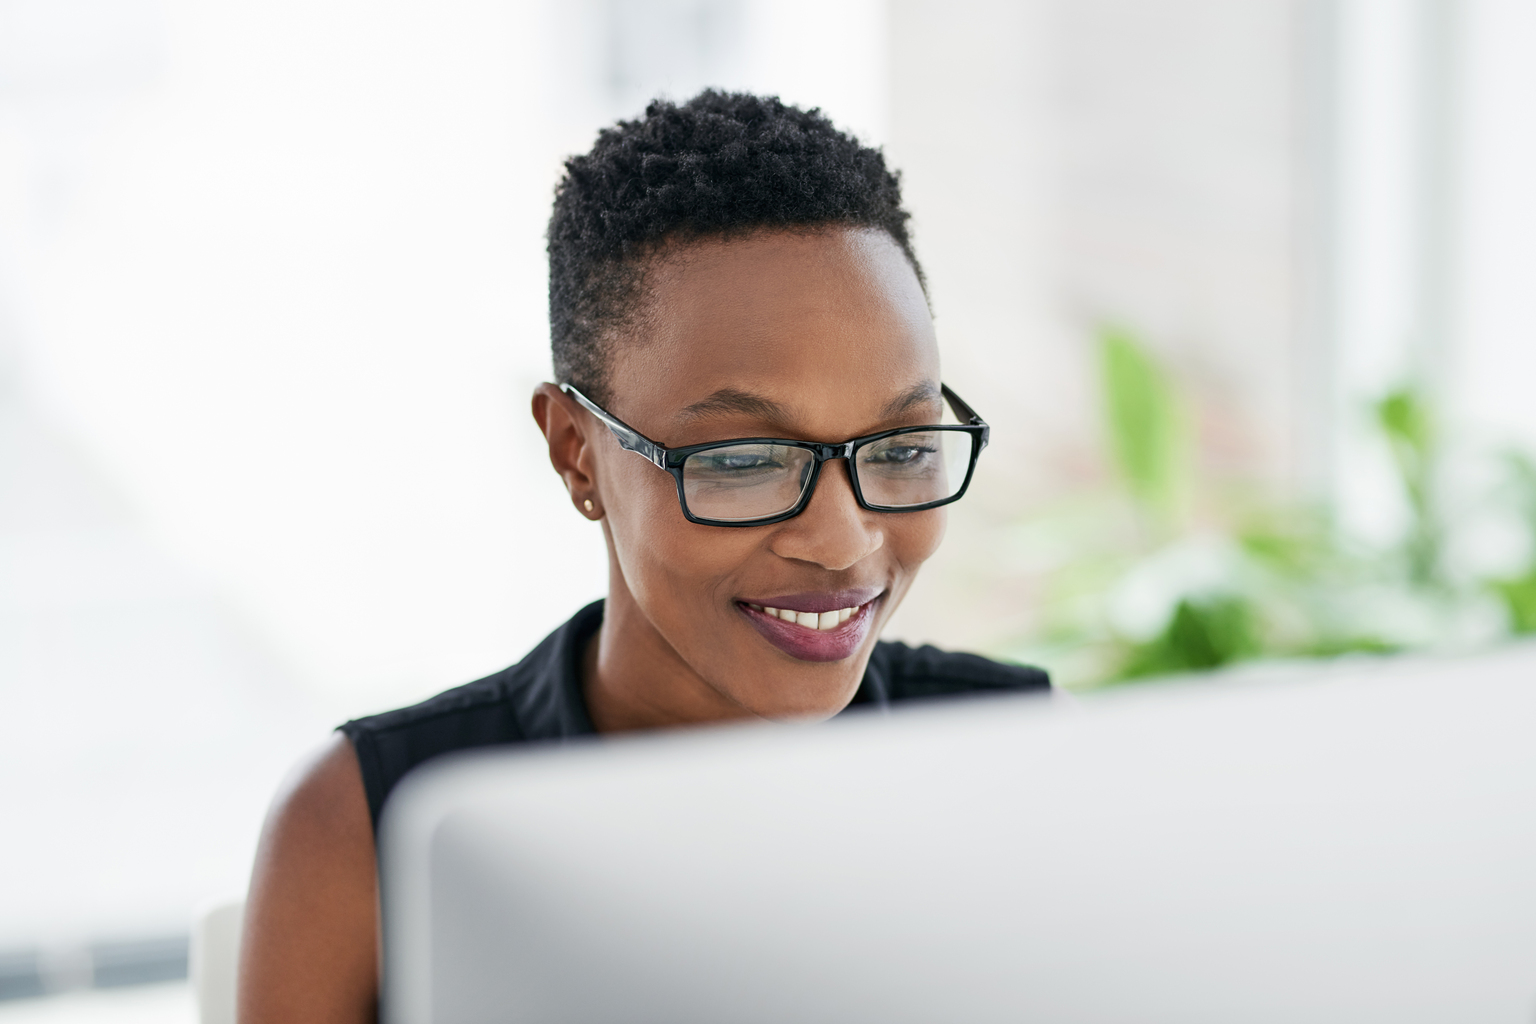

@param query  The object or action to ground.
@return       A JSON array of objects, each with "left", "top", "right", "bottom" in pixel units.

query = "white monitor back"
[{"left": 381, "top": 645, "right": 1536, "bottom": 1024}]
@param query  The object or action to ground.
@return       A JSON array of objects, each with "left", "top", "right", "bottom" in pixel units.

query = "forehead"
[{"left": 610, "top": 227, "right": 940, "bottom": 442}]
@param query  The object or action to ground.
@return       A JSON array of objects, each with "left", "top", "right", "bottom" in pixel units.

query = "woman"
[{"left": 238, "top": 90, "right": 1050, "bottom": 1022}]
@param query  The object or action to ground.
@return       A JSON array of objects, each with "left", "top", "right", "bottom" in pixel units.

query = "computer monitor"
[{"left": 381, "top": 644, "right": 1536, "bottom": 1024}]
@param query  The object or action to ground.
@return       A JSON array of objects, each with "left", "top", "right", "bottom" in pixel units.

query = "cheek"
[
  {"left": 601, "top": 456, "right": 758, "bottom": 610},
  {"left": 890, "top": 506, "right": 947, "bottom": 569}
]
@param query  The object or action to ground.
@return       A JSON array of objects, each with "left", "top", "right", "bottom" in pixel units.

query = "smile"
[
  {"left": 744, "top": 603, "right": 859, "bottom": 631},
  {"left": 735, "top": 590, "right": 883, "bottom": 662}
]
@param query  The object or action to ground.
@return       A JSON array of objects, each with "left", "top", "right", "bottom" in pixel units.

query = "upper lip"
[{"left": 738, "top": 587, "right": 884, "bottom": 614}]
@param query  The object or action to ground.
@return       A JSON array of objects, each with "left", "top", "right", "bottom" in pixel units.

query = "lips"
[{"left": 736, "top": 590, "right": 883, "bottom": 663}]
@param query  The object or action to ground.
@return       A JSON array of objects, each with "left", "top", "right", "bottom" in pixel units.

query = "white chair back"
[{"left": 190, "top": 899, "right": 244, "bottom": 1024}]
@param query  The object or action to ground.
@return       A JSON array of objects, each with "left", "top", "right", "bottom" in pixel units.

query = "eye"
[
  {"left": 864, "top": 442, "right": 937, "bottom": 466},
  {"left": 684, "top": 444, "right": 803, "bottom": 483},
  {"left": 696, "top": 451, "right": 782, "bottom": 472}
]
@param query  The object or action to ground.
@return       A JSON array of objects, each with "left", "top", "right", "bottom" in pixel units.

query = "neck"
[{"left": 582, "top": 556, "right": 757, "bottom": 733}]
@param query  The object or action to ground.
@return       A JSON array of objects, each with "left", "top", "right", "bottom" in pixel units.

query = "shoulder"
[
  {"left": 265, "top": 732, "right": 373, "bottom": 835},
  {"left": 870, "top": 640, "right": 1051, "bottom": 702},
  {"left": 336, "top": 601, "right": 603, "bottom": 827},
  {"left": 240, "top": 734, "right": 378, "bottom": 1022}
]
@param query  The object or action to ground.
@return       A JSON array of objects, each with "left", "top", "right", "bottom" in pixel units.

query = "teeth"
[{"left": 755, "top": 604, "right": 862, "bottom": 631}]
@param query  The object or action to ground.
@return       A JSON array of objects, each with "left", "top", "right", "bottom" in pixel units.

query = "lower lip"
[{"left": 737, "top": 599, "right": 879, "bottom": 663}]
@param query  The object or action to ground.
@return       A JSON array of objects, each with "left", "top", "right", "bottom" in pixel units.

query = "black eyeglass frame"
[{"left": 560, "top": 382, "right": 990, "bottom": 527}]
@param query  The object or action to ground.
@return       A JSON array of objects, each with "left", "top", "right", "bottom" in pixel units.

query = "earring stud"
[{"left": 583, "top": 499, "right": 594, "bottom": 513}]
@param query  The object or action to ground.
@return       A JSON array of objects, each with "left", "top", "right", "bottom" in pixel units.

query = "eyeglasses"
[{"left": 561, "top": 383, "right": 989, "bottom": 527}]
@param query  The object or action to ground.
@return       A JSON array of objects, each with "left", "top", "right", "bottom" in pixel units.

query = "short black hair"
[{"left": 548, "top": 90, "right": 923, "bottom": 405}]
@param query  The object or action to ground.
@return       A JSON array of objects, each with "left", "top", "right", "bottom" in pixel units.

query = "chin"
[
  {"left": 727, "top": 673, "right": 864, "bottom": 723},
  {"left": 772, "top": 700, "right": 849, "bottom": 722}
]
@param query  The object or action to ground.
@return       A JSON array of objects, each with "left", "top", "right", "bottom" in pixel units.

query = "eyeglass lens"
[{"left": 680, "top": 430, "right": 973, "bottom": 522}]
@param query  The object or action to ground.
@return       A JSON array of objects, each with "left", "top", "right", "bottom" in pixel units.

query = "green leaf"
[
  {"left": 1491, "top": 571, "right": 1536, "bottom": 634},
  {"left": 1115, "top": 595, "right": 1259, "bottom": 681},
  {"left": 1373, "top": 385, "right": 1441, "bottom": 587},
  {"left": 1099, "top": 328, "right": 1184, "bottom": 523},
  {"left": 1376, "top": 388, "right": 1433, "bottom": 457}
]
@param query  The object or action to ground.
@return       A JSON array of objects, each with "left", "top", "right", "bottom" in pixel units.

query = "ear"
[{"left": 532, "top": 383, "right": 604, "bottom": 520}]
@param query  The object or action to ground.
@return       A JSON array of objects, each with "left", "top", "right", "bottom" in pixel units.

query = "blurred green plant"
[
  {"left": 1117, "top": 595, "right": 1259, "bottom": 679},
  {"left": 1100, "top": 327, "right": 1186, "bottom": 531},
  {"left": 1487, "top": 452, "right": 1536, "bottom": 633},
  {"left": 1007, "top": 327, "right": 1534, "bottom": 689},
  {"left": 1491, "top": 574, "right": 1536, "bottom": 633},
  {"left": 1376, "top": 387, "right": 1442, "bottom": 587}
]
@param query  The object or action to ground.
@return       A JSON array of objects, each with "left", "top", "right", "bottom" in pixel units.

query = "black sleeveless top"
[{"left": 340, "top": 600, "right": 1050, "bottom": 829}]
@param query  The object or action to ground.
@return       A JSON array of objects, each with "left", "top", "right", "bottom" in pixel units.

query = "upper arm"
[{"left": 239, "top": 732, "right": 379, "bottom": 1024}]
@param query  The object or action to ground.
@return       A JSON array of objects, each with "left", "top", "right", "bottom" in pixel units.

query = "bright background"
[{"left": 3, "top": 0, "right": 1536, "bottom": 1015}]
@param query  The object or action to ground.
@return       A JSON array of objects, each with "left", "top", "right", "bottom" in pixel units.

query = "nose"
[{"left": 767, "top": 457, "right": 883, "bottom": 570}]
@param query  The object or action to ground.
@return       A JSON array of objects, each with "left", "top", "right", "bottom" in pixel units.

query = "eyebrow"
[
  {"left": 678, "top": 388, "right": 789, "bottom": 424},
  {"left": 881, "top": 381, "right": 942, "bottom": 418},
  {"left": 676, "top": 380, "right": 943, "bottom": 429}
]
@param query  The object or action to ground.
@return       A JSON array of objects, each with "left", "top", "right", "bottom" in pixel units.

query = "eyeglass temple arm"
[
  {"left": 941, "top": 384, "right": 990, "bottom": 450},
  {"left": 559, "top": 384, "right": 667, "bottom": 467},
  {"left": 566, "top": 381, "right": 986, "bottom": 461}
]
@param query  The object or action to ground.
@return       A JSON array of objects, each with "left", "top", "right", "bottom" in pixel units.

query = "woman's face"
[{"left": 582, "top": 226, "right": 946, "bottom": 720}]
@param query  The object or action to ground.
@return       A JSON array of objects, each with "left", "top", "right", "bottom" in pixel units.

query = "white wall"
[
  {"left": 1454, "top": 0, "right": 1536, "bottom": 452},
  {"left": 1320, "top": 0, "right": 1536, "bottom": 554}
]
